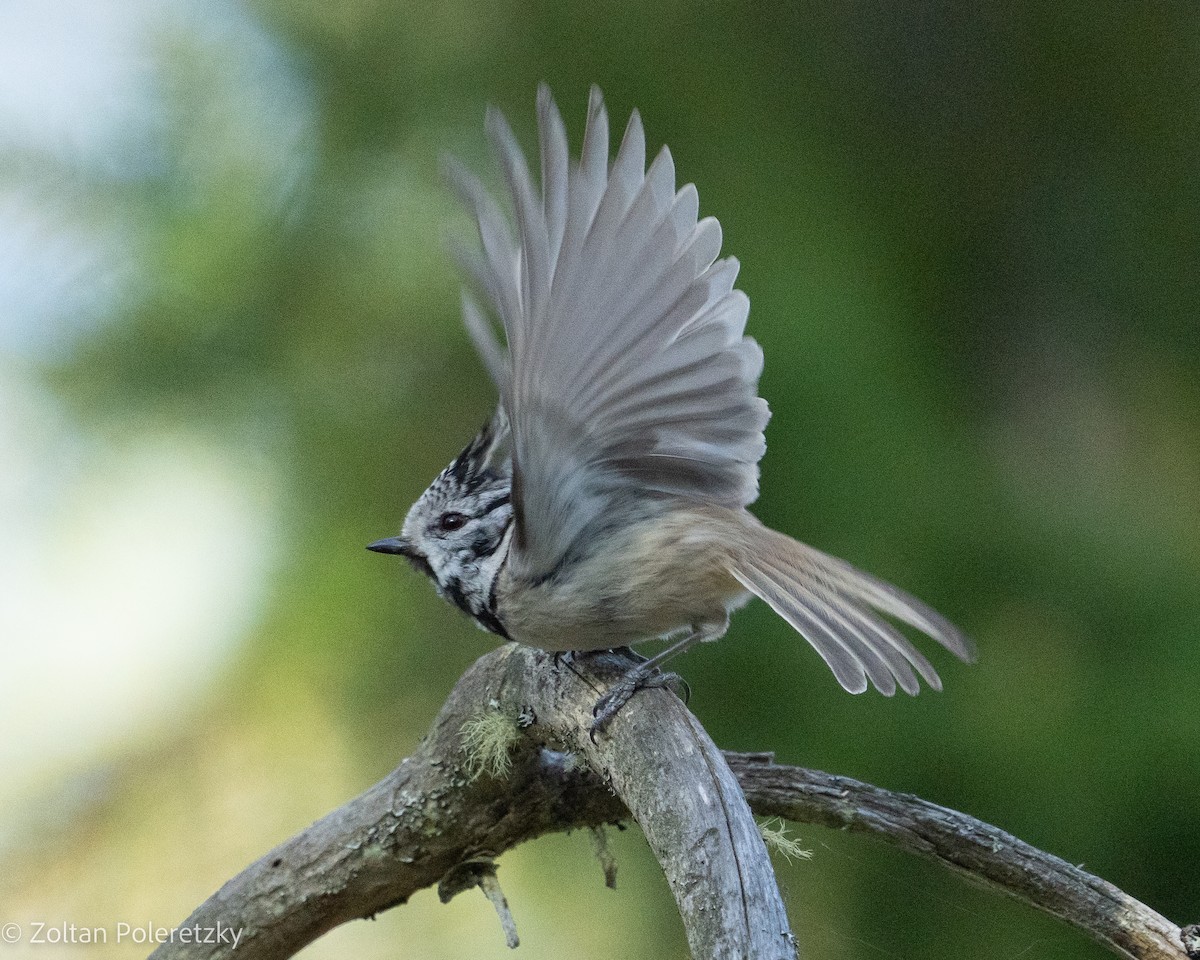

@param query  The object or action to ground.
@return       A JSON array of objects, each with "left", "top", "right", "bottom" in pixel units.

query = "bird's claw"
[{"left": 588, "top": 668, "right": 685, "bottom": 738}]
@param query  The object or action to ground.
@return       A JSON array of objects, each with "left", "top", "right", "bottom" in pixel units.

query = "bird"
[{"left": 369, "top": 84, "right": 975, "bottom": 730}]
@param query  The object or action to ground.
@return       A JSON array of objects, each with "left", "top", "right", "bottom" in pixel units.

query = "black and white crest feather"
[{"left": 398, "top": 410, "right": 514, "bottom": 637}]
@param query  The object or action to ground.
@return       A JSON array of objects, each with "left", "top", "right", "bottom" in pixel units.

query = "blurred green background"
[{"left": 1, "top": 1, "right": 1197, "bottom": 957}]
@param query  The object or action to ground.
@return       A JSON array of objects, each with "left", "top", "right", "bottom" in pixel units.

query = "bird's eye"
[{"left": 438, "top": 511, "right": 467, "bottom": 532}]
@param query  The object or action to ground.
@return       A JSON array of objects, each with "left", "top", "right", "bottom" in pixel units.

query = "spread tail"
[{"left": 730, "top": 526, "right": 975, "bottom": 696}]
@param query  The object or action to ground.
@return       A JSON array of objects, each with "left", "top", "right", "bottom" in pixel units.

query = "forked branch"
[{"left": 148, "top": 645, "right": 1192, "bottom": 960}]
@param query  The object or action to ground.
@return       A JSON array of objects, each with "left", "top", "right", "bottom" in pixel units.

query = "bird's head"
[{"left": 368, "top": 411, "right": 512, "bottom": 630}]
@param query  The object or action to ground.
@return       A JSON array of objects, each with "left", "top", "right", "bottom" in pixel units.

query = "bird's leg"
[
  {"left": 590, "top": 620, "right": 724, "bottom": 735},
  {"left": 607, "top": 646, "right": 692, "bottom": 701}
]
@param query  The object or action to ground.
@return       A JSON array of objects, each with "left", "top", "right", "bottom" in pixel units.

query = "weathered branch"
[
  {"left": 730, "top": 755, "right": 1189, "bottom": 960},
  {"left": 149, "top": 645, "right": 793, "bottom": 960},
  {"left": 148, "top": 645, "right": 1192, "bottom": 960}
]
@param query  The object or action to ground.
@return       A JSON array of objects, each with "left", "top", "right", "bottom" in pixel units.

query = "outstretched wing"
[{"left": 449, "top": 85, "right": 769, "bottom": 579}]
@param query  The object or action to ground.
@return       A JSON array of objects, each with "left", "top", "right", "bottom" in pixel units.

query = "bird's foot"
[{"left": 590, "top": 664, "right": 685, "bottom": 739}]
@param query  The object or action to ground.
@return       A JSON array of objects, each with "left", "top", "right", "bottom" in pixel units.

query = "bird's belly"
[{"left": 496, "top": 511, "right": 747, "bottom": 652}]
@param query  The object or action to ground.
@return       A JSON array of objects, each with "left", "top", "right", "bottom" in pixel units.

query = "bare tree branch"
[
  {"left": 730, "top": 755, "right": 1189, "bottom": 960},
  {"left": 147, "top": 646, "right": 1191, "bottom": 960}
]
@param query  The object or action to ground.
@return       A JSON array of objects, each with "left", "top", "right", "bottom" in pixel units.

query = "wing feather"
[
  {"left": 537, "top": 85, "right": 569, "bottom": 283},
  {"left": 486, "top": 107, "right": 548, "bottom": 323},
  {"left": 443, "top": 159, "right": 522, "bottom": 339},
  {"left": 452, "top": 84, "right": 769, "bottom": 576},
  {"left": 461, "top": 290, "right": 509, "bottom": 390}
]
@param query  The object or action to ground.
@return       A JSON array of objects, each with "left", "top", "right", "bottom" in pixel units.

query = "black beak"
[
  {"left": 368, "top": 535, "right": 435, "bottom": 580},
  {"left": 367, "top": 536, "right": 410, "bottom": 556}
]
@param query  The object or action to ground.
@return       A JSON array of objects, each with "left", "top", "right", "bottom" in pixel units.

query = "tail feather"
[
  {"left": 803, "top": 547, "right": 977, "bottom": 663},
  {"left": 732, "top": 560, "right": 873, "bottom": 693},
  {"left": 730, "top": 526, "right": 974, "bottom": 696}
]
